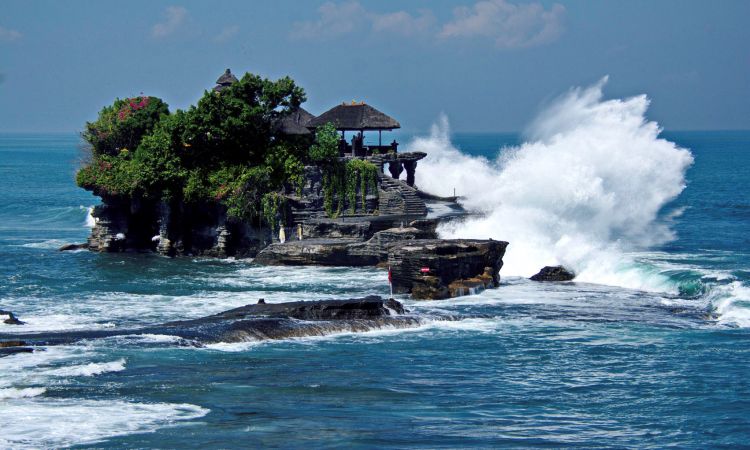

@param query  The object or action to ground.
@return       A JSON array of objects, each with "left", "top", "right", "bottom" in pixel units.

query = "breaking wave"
[
  {"left": 413, "top": 77, "right": 694, "bottom": 292},
  {"left": 409, "top": 77, "right": 750, "bottom": 327}
]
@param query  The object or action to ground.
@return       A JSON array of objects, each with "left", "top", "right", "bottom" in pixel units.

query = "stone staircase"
[{"left": 378, "top": 174, "right": 427, "bottom": 217}]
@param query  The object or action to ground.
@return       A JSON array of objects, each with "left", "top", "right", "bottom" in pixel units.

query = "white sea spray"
[{"left": 413, "top": 77, "right": 694, "bottom": 292}]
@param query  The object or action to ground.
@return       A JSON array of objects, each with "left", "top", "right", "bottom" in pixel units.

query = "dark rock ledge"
[
  {"left": 530, "top": 266, "right": 576, "bottom": 282},
  {"left": 0, "top": 296, "right": 454, "bottom": 354},
  {"left": 255, "top": 226, "right": 508, "bottom": 300}
]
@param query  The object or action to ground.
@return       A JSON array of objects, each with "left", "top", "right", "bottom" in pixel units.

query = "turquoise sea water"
[{"left": 1, "top": 131, "right": 750, "bottom": 448}]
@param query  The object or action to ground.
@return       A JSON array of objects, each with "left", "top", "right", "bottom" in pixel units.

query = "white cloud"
[
  {"left": 213, "top": 25, "right": 240, "bottom": 43},
  {"left": 290, "top": 1, "right": 367, "bottom": 39},
  {"left": 291, "top": 0, "right": 564, "bottom": 48},
  {"left": 152, "top": 6, "right": 188, "bottom": 38},
  {"left": 291, "top": 1, "right": 435, "bottom": 39},
  {"left": 371, "top": 10, "right": 435, "bottom": 36},
  {"left": 440, "top": 0, "right": 565, "bottom": 48},
  {"left": 0, "top": 26, "right": 22, "bottom": 42}
]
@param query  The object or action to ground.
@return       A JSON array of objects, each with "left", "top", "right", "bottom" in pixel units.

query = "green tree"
[
  {"left": 308, "top": 122, "right": 339, "bottom": 164},
  {"left": 180, "top": 74, "right": 306, "bottom": 167},
  {"left": 83, "top": 96, "right": 169, "bottom": 156}
]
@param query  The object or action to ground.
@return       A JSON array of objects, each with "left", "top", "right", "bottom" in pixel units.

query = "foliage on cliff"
[
  {"left": 77, "top": 72, "right": 308, "bottom": 224},
  {"left": 83, "top": 96, "right": 170, "bottom": 157},
  {"left": 311, "top": 124, "right": 378, "bottom": 218}
]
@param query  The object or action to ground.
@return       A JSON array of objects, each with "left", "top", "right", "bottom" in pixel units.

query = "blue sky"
[{"left": 1, "top": 0, "right": 748, "bottom": 132}]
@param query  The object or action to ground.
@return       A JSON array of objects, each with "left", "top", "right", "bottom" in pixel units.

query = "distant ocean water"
[{"left": 1, "top": 127, "right": 749, "bottom": 448}]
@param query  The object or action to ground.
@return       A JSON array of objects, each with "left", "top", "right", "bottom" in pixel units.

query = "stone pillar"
[
  {"left": 403, "top": 160, "right": 417, "bottom": 187},
  {"left": 214, "top": 225, "right": 231, "bottom": 257},
  {"left": 388, "top": 161, "right": 403, "bottom": 179},
  {"left": 156, "top": 201, "right": 173, "bottom": 256}
]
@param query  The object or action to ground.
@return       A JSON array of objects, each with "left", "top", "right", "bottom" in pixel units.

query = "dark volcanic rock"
[
  {"left": 0, "top": 340, "right": 33, "bottom": 357},
  {"left": 257, "top": 234, "right": 507, "bottom": 300},
  {"left": 59, "top": 243, "right": 88, "bottom": 251},
  {"left": 181, "top": 296, "right": 406, "bottom": 322},
  {"left": 530, "top": 266, "right": 575, "bottom": 282},
  {"left": 254, "top": 238, "right": 370, "bottom": 266},
  {"left": 0, "top": 347, "right": 34, "bottom": 357},
  {"left": 302, "top": 218, "right": 372, "bottom": 240},
  {"left": 0, "top": 297, "right": 424, "bottom": 347},
  {"left": 388, "top": 239, "right": 508, "bottom": 300},
  {"left": 1, "top": 310, "right": 25, "bottom": 325}
]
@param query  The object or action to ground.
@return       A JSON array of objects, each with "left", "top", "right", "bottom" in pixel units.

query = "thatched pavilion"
[
  {"left": 274, "top": 107, "right": 315, "bottom": 135},
  {"left": 307, "top": 102, "right": 401, "bottom": 157},
  {"left": 213, "top": 69, "right": 239, "bottom": 92}
]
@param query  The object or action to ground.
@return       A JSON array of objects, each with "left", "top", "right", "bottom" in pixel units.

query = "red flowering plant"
[{"left": 83, "top": 95, "right": 168, "bottom": 157}]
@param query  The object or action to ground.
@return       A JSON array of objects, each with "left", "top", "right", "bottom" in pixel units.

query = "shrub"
[
  {"left": 83, "top": 96, "right": 169, "bottom": 157},
  {"left": 308, "top": 122, "right": 339, "bottom": 164}
]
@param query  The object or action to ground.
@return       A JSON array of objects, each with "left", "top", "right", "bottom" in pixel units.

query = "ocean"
[{"left": 2, "top": 100, "right": 750, "bottom": 446}]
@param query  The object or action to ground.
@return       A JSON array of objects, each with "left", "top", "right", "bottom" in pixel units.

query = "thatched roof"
[
  {"left": 214, "top": 68, "right": 239, "bottom": 92},
  {"left": 274, "top": 107, "right": 315, "bottom": 135},
  {"left": 216, "top": 68, "right": 238, "bottom": 85},
  {"left": 307, "top": 102, "right": 400, "bottom": 131}
]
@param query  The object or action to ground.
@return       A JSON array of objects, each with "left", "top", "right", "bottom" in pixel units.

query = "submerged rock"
[{"left": 530, "top": 266, "right": 575, "bottom": 282}]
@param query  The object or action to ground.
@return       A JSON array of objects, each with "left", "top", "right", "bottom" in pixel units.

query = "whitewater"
[{"left": 413, "top": 78, "right": 749, "bottom": 326}]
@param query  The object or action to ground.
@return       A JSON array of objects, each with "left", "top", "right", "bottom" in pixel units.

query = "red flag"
[{"left": 388, "top": 266, "right": 392, "bottom": 283}]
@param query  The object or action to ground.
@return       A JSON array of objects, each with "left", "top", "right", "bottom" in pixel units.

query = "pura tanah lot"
[{"left": 2, "top": 1, "right": 750, "bottom": 448}]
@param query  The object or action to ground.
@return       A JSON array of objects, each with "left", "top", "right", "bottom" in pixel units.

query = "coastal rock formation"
[
  {"left": 0, "top": 340, "right": 34, "bottom": 357},
  {"left": 388, "top": 239, "right": 508, "bottom": 299},
  {"left": 530, "top": 266, "right": 576, "bottom": 282},
  {"left": 86, "top": 196, "right": 272, "bottom": 257},
  {"left": 59, "top": 243, "right": 89, "bottom": 251},
  {"left": 388, "top": 239, "right": 508, "bottom": 300},
  {"left": 0, "top": 297, "right": 429, "bottom": 347},
  {"left": 253, "top": 238, "right": 366, "bottom": 266},
  {"left": 1, "top": 310, "right": 25, "bottom": 325},
  {"left": 255, "top": 220, "right": 438, "bottom": 267},
  {"left": 255, "top": 228, "right": 505, "bottom": 300}
]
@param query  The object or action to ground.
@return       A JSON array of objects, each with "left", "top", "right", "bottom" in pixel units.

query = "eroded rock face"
[
  {"left": 255, "top": 222, "right": 438, "bottom": 267},
  {"left": 388, "top": 239, "right": 508, "bottom": 300},
  {"left": 253, "top": 238, "right": 368, "bottom": 266},
  {"left": 256, "top": 233, "right": 506, "bottom": 300},
  {"left": 530, "top": 266, "right": 575, "bottom": 282},
  {"left": 302, "top": 218, "right": 372, "bottom": 240},
  {"left": 86, "top": 196, "right": 271, "bottom": 257}
]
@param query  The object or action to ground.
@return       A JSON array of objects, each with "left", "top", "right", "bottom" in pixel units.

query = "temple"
[{"left": 210, "top": 69, "right": 433, "bottom": 220}]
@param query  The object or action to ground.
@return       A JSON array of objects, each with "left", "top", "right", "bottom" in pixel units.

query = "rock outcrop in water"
[
  {"left": 0, "top": 340, "right": 34, "bottom": 356},
  {"left": 0, "top": 297, "right": 434, "bottom": 351},
  {"left": 388, "top": 240, "right": 508, "bottom": 299},
  {"left": 1, "top": 310, "right": 24, "bottom": 325},
  {"left": 530, "top": 266, "right": 576, "bottom": 282},
  {"left": 257, "top": 234, "right": 508, "bottom": 300},
  {"left": 68, "top": 70, "right": 509, "bottom": 300}
]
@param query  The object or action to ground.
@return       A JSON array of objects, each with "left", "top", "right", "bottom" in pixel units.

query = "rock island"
[{"left": 73, "top": 69, "right": 508, "bottom": 300}]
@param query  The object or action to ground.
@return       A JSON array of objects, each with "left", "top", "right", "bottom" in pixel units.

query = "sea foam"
[
  {"left": 412, "top": 77, "right": 694, "bottom": 292},
  {"left": 0, "top": 399, "right": 208, "bottom": 449}
]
